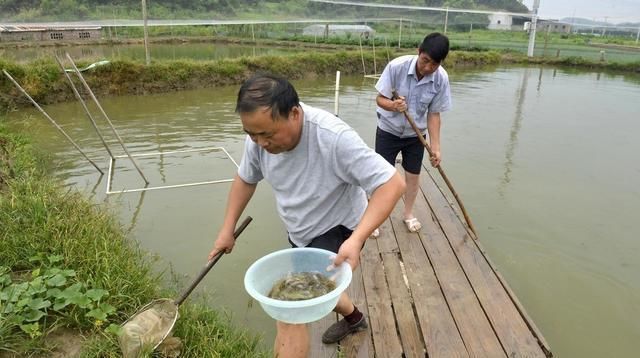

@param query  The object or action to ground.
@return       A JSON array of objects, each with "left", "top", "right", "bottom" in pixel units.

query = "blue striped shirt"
[{"left": 375, "top": 55, "right": 452, "bottom": 138}]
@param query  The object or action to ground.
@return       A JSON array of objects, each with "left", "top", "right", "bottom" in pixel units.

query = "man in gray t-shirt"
[{"left": 209, "top": 73, "right": 405, "bottom": 356}]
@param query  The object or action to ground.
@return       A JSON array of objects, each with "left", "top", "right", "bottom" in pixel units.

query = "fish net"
[{"left": 119, "top": 299, "right": 181, "bottom": 357}]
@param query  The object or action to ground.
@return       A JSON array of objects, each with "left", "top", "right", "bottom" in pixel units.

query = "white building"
[{"left": 487, "top": 13, "right": 513, "bottom": 30}]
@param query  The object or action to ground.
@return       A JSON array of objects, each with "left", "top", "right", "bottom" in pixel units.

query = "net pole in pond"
[
  {"left": 334, "top": 71, "right": 340, "bottom": 116},
  {"left": 65, "top": 53, "right": 149, "bottom": 185},
  {"left": 54, "top": 55, "right": 115, "bottom": 161},
  {"left": 2, "top": 70, "right": 104, "bottom": 175}
]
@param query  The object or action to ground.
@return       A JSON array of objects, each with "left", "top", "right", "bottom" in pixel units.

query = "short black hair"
[
  {"left": 418, "top": 32, "right": 450, "bottom": 63},
  {"left": 235, "top": 73, "right": 300, "bottom": 120}
]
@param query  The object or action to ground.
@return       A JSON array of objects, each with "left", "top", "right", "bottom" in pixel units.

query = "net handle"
[{"left": 174, "top": 216, "right": 253, "bottom": 306}]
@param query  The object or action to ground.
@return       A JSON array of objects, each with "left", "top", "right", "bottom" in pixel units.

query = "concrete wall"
[
  {"left": 538, "top": 21, "right": 572, "bottom": 33},
  {"left": 303, "top": 25, "right": 375, "bottom": 38}
]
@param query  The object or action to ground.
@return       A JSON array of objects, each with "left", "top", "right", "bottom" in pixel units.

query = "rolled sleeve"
[
  {"left": 333, "top": 129, "right": 395, "bottom": 196},
  {"left": 237, "top": 136, "right": 263, "bottom": 184},
  {"left": 375, "top": 66, "right": 394, "bottom": 99},
  {"left": 429, "top": 74, "right": 452, "bottom": 113}
]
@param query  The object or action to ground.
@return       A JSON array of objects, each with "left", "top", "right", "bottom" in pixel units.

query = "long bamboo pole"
[
  {"left": 3, "top": 70, "right": 104, "bottom": 175},
  {"left": 54, "top": 55, "right": 115, "bottom": 160},
  {"left": 65, "top": 53, "right": 149, "bottom": 185},
  {"left": 392, "top": 90, "right": 477, "bottom": 237}
]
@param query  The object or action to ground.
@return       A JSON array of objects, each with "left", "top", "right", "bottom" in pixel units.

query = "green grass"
[{"left": 0, "top": 124, "right": 268, "bottom": 356}]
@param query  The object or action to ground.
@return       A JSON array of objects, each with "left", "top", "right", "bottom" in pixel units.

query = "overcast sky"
[{"left": 521, "top": 0, "right": 640, "bottom": 23}]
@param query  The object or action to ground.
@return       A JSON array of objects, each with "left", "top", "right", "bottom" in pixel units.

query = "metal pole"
[
  {"left": 444, "top": 7, "right": 449, "bottom": 34},
  {"left": 141, "top": 0, "right": 150, "bottom": 65},
  {"left": 54, "top": 56, "right": 115, "bottom": 160},
  {"left": 66, "top": 53, "right": 149, "bottom": 184},
  {"left": 251, "top": 23, "right": 255, "bottom": 42},
  {"left": 334, "top": 71, "right": 340, "bottom": 116},
  {"left": 398, "top": 18, "right": 402, "bottom": 48},
  {"left": 2, "top": 70, "right": 104, "bottom": 175},
  {"left": 527, "top": 0, "right": 540, "bottom": 57}
]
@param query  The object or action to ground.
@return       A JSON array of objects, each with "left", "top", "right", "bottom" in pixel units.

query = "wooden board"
[
  {"left": 420, "top": 169, "right": 546, "bottom": 357},
  {"left": 389, "top": 203, "right": 470, "bottom": 358}
]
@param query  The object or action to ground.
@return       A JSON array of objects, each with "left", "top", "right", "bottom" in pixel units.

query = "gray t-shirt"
[
  {"left": 238, "top": 103, "right": 396, "bottom": 247},
  {"left": 375, "top": 55, "right": 452, "bottom": 138}
]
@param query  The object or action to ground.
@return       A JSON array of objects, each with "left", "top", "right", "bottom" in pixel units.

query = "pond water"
[
  {"left": 4, "top": 66, "right": 640, "bottom": 357},
  {"left": 0, "top": 42, "right": 305, "bottom": 63}
]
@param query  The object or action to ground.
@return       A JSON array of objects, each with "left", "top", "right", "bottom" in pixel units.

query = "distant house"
[
  {"left": 303, "top": 24, "right": 375, "bottom": 38},
  {"left": 488, "top": 13, "right": 513, "bottom": 30},
  {"left": 487, "top": 13, "right": 530, "bottom": 31},
  {"left": 536, "top": 20, "right": 572, "bottom": 33},
  {"left": 0, "top": 26, "right": 102, "bottom": 42}
]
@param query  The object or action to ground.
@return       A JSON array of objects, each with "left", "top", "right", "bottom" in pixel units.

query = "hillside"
[{"left": 1, "top": 0, "right": 530, "bottom": 22}]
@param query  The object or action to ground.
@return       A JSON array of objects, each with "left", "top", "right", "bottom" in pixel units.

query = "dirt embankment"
[{"left": 0, "top": 49, "right": 512, "bottom": 111}]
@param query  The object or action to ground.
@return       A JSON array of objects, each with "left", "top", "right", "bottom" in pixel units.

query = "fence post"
[
  {"left": 398, "top": 18, "right": 403, "bottom": 48},
  {"left": 527, "top": 0, "right": 540, "bottom": 57},
  {"left": 444, "top": 8, "right": 449, "bottom": 34},
  {"left": 543, "top": 26, "right": 550, "bottom": 57},
  {"left": 141, "top": 0, "right": 150, "bottom": 65}
]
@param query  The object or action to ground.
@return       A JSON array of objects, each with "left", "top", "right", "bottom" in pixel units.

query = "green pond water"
[{"left": 4, "top": 66, "right": 640, "bottom": 357}]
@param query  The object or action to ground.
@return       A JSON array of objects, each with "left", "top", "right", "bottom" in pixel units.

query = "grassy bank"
[
  {"left": 0, "top": 123, "right": 268, "bottom": 356},
  {"left": 2, "top": 49, "right": 638, "bottom": 111}
]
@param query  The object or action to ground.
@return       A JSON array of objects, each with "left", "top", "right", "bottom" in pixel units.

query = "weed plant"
[{"left": 0, "top": 125, "right": 267, "bottom": 356}]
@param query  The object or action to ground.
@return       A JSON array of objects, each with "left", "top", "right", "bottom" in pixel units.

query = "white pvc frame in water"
[{"left": 105, "top": 146, "right": 239, "bottom": 194}]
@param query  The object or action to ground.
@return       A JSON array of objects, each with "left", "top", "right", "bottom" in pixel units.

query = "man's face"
[
  {"left": 240, "top": 106, "right": 301, "bottom": 154},
  {"left": 416, "top": 51, "right": 440, "bottom": 77}
]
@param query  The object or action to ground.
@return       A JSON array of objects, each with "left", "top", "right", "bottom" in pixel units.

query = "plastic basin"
[{"left": 244, "top": 247, "right": 352, "bottom": 324}]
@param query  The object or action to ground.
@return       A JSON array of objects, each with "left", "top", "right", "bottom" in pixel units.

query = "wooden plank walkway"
[{"left": 309, "top": 166, "right": 553, "bottom": 358}]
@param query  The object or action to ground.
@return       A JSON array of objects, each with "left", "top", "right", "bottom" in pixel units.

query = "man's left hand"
[{"left": 430, "top": 150, "right": 441, "bottom": 167}]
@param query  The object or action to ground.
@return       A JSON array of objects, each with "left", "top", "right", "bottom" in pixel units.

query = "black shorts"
[
  {"left": 375, "top": 127, "right": 425, "bottom": 175},
  {"left": 289, "top": 225, "right": 354, "bottom": 254}
]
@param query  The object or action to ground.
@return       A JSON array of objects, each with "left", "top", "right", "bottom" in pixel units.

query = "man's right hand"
[
  {"left": 208, "top": 231, "right": 236, "bottom": 260},
  {"left": 392, "top": 96, "right": 407, "bottom": 113}
]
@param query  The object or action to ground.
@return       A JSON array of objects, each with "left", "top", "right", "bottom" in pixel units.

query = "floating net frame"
[{"left": 106, "top": 146, "right": 239, "bottom": 195}]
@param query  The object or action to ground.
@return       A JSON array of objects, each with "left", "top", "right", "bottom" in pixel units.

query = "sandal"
[{"left": 403, "top": 218, "right": 422, "bottom": 233}]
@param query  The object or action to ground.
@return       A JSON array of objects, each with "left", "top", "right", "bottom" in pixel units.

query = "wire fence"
[{"left": 2, "top": 13, "right": 639, "bottom": 64}]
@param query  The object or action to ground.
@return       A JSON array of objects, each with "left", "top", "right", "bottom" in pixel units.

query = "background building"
[
  {"left": 302, "top": 24, "right": 375, "bottom": 39},
  {"left": 0, "top": 26, "right": 102, "bottom": 42}
]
